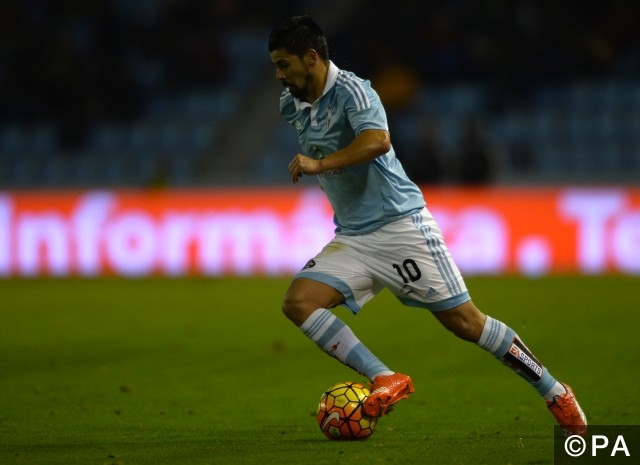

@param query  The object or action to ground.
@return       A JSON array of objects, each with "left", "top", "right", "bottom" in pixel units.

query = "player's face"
[{"left": 270, "top": 49, "right": 312, "bottom": 101}]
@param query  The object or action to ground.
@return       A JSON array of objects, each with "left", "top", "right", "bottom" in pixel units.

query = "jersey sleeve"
[
  {"left": 341, "top": 77, "right": 389, "bottom": 136},
  {"left": 279, "top": 89, "right": 297, "bottom": 125}
]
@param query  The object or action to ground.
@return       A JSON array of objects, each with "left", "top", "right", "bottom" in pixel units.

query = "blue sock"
[
  {"left": 300, "top": 308, "right": 391, "bottom": 381},
  {"left": 477, "top": 316, "right": 564, "bottom": 401}
]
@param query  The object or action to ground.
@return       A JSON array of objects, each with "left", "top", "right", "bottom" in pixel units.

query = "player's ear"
[{"left": 304, "top": 49, "right": 319, "bottom": 67}]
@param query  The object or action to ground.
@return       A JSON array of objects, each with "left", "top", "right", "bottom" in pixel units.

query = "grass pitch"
[{"left": 1, "top": 276, "right": 638, "bottom": 464}]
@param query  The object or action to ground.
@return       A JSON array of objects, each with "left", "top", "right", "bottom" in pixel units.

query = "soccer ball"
[{"left": 316, "top": 381, "right": 377, "bottom": 440}]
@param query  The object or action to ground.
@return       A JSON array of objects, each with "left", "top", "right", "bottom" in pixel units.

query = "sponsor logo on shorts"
[
  {"left": 302, "top": 259, "right": 316, "bottom": 270},
  {"left": 426, "top": 287, "right": 439, "bottom": 298}
]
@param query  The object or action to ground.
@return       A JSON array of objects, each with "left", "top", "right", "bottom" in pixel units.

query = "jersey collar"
[{"left": 294, "top": 61, "right": 339, "bottom": 111}]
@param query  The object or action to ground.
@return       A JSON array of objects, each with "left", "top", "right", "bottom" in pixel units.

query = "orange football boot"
[
  {"left": 547, "top": 383, "right": 588, "bottom": 436},
  {"left": 363, "top": 373, "right": 414, "bottom": 417}
]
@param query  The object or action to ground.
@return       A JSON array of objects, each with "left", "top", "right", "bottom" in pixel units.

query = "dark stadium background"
[{"left": 2, "top": 0, "right": 638, "bottom": 188}]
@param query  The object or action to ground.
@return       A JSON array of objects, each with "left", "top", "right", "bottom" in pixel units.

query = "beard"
[
  {"left": 285, "top": 83, "right": 307, "bottom": 101},
  {"left": 283, "top": 73, "right": 312, "bottom": 102}
]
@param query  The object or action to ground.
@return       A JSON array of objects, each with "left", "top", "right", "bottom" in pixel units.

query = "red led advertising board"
[{"left": 1, "top": 187, "right": 638, "bottom": 277}]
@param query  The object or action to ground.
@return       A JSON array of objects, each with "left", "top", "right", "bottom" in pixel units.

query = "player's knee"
[
  {"left": 282, "top": 278, "right": 344, "bottom": 326},
  {"left": 281, "top": 292, "right": 312, "bottom": 326},
  {"left": 449, "top": 319, "right": 483, "bottom": 342},
  {"left": 435, "top": 301, "right": 486, "bottom": 342},
  {"left": 281, "top": 295, "right": 299, "bottom": 322}
]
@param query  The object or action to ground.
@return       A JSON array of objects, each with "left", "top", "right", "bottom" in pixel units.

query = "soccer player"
[{"left": 268, "top": 16, "right": 587, "bottom": 435}]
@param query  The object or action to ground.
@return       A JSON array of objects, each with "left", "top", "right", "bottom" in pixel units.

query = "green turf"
[{"left": 1, "top": 276, "right": 638, "bottom": 464}]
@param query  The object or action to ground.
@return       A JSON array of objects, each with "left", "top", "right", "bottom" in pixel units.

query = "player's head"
[
  {"left": 268, "top": 15, "right": 329, "bottom": 61},
  {"left": 268, "top": 16, "right": 329, "bottom": 101}
]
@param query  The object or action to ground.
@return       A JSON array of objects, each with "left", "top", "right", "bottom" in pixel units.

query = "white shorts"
[{"left": 296, "top": 208, "right": 471, "bottom": 313}]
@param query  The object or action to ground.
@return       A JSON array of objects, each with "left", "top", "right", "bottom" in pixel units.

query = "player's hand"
[{"left": 288, "top": 154, "right": 322, "bottom": 184}]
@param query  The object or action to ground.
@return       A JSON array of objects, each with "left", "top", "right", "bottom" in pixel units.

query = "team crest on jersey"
[
  {"left": 294, "top": 120, "right": 303, "bottom": 132},
  {"left": 326, "top": 105, "right": 333, "bottom": 128}
]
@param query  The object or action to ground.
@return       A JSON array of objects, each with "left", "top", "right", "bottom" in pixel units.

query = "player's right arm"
[{"left": 287, "top": 129, "right": 390, "bottom": 183}]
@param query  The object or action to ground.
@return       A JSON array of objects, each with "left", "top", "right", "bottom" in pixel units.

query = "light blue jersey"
[{"left": 279, "top": 62, "right": 425, "bottom": 235}]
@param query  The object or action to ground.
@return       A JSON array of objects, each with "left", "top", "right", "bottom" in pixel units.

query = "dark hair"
[{"left": 268, "top": 15, "right": 329, "bottom": 60}]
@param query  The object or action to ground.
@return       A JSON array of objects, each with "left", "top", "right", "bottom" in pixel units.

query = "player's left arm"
[{"left": 288, "top": 129, "right": 390, "bottom": 183}]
